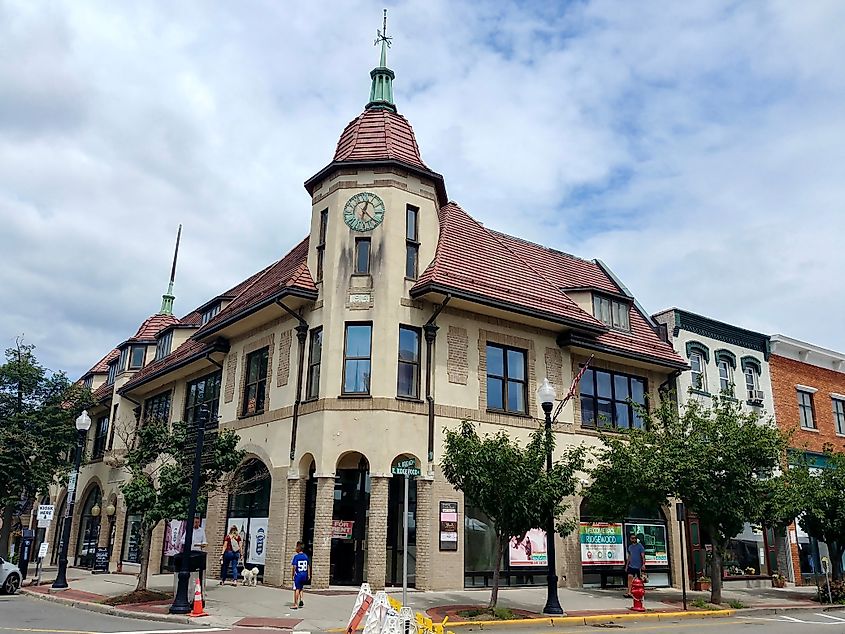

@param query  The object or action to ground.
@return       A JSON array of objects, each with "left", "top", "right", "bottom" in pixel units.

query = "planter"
[
  {"left": 693, "top": 581, "right": 711, "bottom": 591},
  {"left": 772, "top": 578, "right": 786, "bottom": 588}
]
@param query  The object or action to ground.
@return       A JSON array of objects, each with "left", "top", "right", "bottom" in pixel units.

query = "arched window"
[
  {"left": 685, "top": 342, "right": 710, "bottom": 391},
  {"left": 741, "top": 356, "right": 763, "bottom": 402},
  {"left": 714, "top": 350, "right": 737, "bottom": 396}
]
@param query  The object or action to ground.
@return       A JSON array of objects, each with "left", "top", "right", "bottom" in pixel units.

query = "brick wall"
[
  {"left": 366, "top": 476, "right": 390, "bottom": 590},
  {"left": 264, "top": 467, "right": 288, "bottom": 586},
  {"left": 284, "top": 477, "right": 306, "bottom": 587},
  {"left": 415, "top": 479, "right": 434, "bottom": 589},
  {"left": 311, "top": 477, "right": 335, "bottom": 588}
]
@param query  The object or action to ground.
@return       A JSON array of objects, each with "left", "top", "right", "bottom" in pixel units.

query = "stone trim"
[
  {"left": 477, "top": 329, "right": 537, "bottom": 415},
  {"left": 544, "top": 347, "right": 564, "bottom": 395},
  {"left": 685, "top": 340, "right": 710, "bottom": 364},
  {"left": 312, "top": 179, "right": 437, "bottom": 205},
  {"left": 237, "top": 333, "right": 276, "bottom": 419},
  {"left": 447, "top": 326, "right": 468, "bottom": 385},
  {"left": 740, "top": 355, "right": 762, "bottom": 376},
  {"left": 400, "top": 298, "right": 426, "bottom": 310},
  {"left": 277, "top": 329, "right": 292, "bottom": 387},
  {"left": 443, "top": 306, "right": 556, "bottom": 338},
  {"left": 714, "top": 348, "right": 737, "bottom": 369},
  {"left": 224, "top": 354, "right": 238, "bottom": 404}
]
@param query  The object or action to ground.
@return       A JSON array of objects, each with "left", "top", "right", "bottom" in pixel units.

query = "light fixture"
[
  {"left": 106, "top": 503, "right": 116, "bottom": 517},
  {"left": 91, "top": 504, "right": 101, "bottom": 517},
  {"left": 537, "top": 378, "right": 557, "bottom": 407},
  {"left": 76, "top": 410, "right": 92, "bottom": 431}
]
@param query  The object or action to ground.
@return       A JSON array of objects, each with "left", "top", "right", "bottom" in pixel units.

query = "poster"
[
  {"left": 332, "top": 520, "right": 354, "bottom": 539},
  {"left": 626, "top": 523, "right": 668, "bottom": 565},
  {"left": 580, "top": 522, "right": 624, "bottom": 566},
  {"left": 509, "top": 528, "right": 547, "bottom": 566},
  {"left": 163, "top": 519, "right": 186, "bottom": 557},
  {"left": 439, "top": 502, "right": 458, "bottom": 551},
  {"left": 246, "top": 518, "right": 268, "bottom": 566}
]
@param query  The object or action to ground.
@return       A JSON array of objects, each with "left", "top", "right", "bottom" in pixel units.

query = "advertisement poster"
[
  {"left": 332, "top": 520, "right": 354, "bottom": 539},
  {"left": 509, "top": 528, "right": 547, "bottom": 566},
  {"left": 439, "top": 502, "right": 458, "bottom": 551},
  {"left": 626, "top": 523, "right": 668, "bottom": 565},
  {"left": 163, "top": 519, "right": 186, "bottom": 557},
  {"left": 580, "top": 522, "right": 624, "bottom": 566},
  {"left": 246, "top": 518, "right": 268, "bottom": 566}
]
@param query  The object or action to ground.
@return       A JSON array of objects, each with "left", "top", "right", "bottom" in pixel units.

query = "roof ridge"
[{"left": 488, "top": 229, "right": 598, "bottom": 266}]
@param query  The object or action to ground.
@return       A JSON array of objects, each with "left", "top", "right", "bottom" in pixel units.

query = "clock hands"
[{"left": 360, "top": 200, "right": 373, "bottom": 221}]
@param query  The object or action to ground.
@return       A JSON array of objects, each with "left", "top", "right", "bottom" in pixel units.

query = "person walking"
[
  {"left": 220, "top": 525, "right": 242, "bottom": 586},
  {"left": 290, "top": 541, "right": 309, "bottom": 609},
  {"left": 624, "top": 532, "right": 646, "bottom": 598}
]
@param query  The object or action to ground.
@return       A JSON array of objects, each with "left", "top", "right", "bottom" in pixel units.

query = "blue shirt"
[
  {"left": 628, "top": 542, "right": 646, "bottom": 569},
  {"left": 292, "top": 552, "right": 309, "bottom": 578}
]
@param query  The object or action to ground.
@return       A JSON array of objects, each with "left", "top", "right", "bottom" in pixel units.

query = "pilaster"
[
  {"left": 283, "top": 476, "right": 307, "bottom": 586},
  {"left": 311, "top": 476, "right": 335, "bottom": 589},
  {"left": 263, "top": 467, "right": 288, "bottom": 587},
  {"left": 366, "top": 476, "right": 390, "bottom": 590},
  {"left": 415, "top": 478, "right": 433, "bottom": 589}
]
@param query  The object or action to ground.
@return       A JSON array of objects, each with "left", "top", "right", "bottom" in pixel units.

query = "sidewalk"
[{"left": 23, "top": 567, "right": 824, "bottom": 631}]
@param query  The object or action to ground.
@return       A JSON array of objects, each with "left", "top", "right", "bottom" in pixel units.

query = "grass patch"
[
  {"left": 102, "top": 590, "right": 171, "bottom": 606},
  {"left": 727, "top": 599, "right": 746, "bottom": 609},
  {"left": 456, "top": 608, "right": 525, "bottom": 621},
  {"left": 690, "top": 598, "right": 721, "bottom": 611}
]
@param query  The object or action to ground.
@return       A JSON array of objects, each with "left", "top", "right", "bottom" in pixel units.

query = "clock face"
[{"left": 343, "top": 192, "right": 385, "bottom": 232}]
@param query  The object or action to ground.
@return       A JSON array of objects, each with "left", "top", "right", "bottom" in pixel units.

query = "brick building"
[
  {"left": 769, "top": 334, "right": 845, "bottom": 584},
  {"left": 43, "top": 32, "right": 690, "bottom": 591}
]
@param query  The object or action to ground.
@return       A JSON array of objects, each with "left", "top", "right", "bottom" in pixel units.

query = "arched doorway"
[
  {"left": 386, "top": 454, "right": 418, "bottom": 587},
  {"left": 331, "top": 453, "right": 370, "bottom": 586},
  {"left": 227, "top": 459, "right": 271, "bottom": 576},
  {"left": 51, "top": 496, "right": 66, "bottom": 565},
  {"left": 75, "top": 487, "right": 102, "bottom": 568}
]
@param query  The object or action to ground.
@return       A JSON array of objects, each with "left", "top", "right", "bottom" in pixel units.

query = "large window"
[
  {"left": 745, "top": 367, "right": 760, "bottom": 400},
  {"left": 242, "top": 348, "right": 269, "bottom": 416},
  {"left": 689, "top": 352, "right": 706, "bottom": 391},
  {"left": 717, "top": 359, "right": 733, "bottom": 395},
  {"left": 580, "top": 368, "right": 647, "bottom": 429},
  {"left": 486, "top": 344, "right": 527, "bottom": 414},
  {"left": 354, "top": 238, "right": 371, "bottom": 275},
  {"left": 405, "top": 205, "right": 419, "bottom": 280},
  {"left": 129, "top": 345, "right": 146, "bottom": 370},
  {"left": 121, "top": 513, "right": 143, "bottom": 563},
  {"left": 833, "top": 398, "right": 845, "bottom": 435},
  {"left": 593, "top": 295, "right": 630, "bottom": 331},
  {"left": 797, "top": 389, "right": 816, "bottom": 429},
  {"left": 316, "top": 209, "right": 328, "bottom": 283},
  {"left": 155, "top": 330, "right": 173, "bottom": 361},
  {"left": 397, "top": 326, "right": 421, "bottom": 399},
  {"left": 343, "top": 323, "right": 372, "bottom": 395},
  {"left": 185, "top": 371, "right": 222, "bottom": 428},
  {"left": 143, "top": 391, "right": 171, "bottom": 424},
  {"left": 92, "top": 416, "right": 109, "bottom": 459},
  {"left": 305, "top": 328, "right": 322, "bottom": 401}
]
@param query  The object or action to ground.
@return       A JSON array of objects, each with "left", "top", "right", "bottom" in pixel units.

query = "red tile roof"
[
  {"left": 333, "top": 109, "right": 429, "bottom": 171},
  {"left": 120, "top": 339, "right": 213, "bottom": 393},
  {"left": 129, "top": 314, "right": 179, "bottom": 342},
  {"left": 93, "top": 381, "right": 114, "bottom": 402},
  {"left": 85, "top": 349, "right": 119, "bottom": 376}
]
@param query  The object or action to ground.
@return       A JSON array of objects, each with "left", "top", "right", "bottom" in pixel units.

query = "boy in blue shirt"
[{"left": 291, "top": 541, "right": 309, "bottom": 609}]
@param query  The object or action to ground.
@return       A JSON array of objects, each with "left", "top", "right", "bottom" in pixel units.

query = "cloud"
[{"left": 0, "top": 0, "right": 843, "bottom": 377}]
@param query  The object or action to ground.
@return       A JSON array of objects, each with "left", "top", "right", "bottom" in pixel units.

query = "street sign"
[
  {"left": 37, "top": 518, "right": 51, "bottom": 529},
  {"left": 67, "top": 472, "right": 78, "bottom": 494},
  {"left": 37, "top": 505, "right": 55, "bottom": 521},
  {"left": 391, "top": 466, "right": 420, "bottom": 477},
  {"left": 395, "top": 458, "right": 416, "bottom": 469},
  {"left": 38, "top": 542, "right": 49, "bottom": 559}
]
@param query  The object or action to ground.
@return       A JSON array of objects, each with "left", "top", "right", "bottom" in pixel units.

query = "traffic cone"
[{"left": 190, "top": 577, "right": 209, "bottom": 617}]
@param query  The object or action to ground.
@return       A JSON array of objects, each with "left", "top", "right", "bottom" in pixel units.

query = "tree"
[
  {"left": 587, "top": 395, "right": 787, "bottom": 604},
  {"left": 0, "top": 339, "right": 93, "bottom": 557},
  {"left": 120, "top": 415, "right": 243, "bottom": 591},
  {"left": 441, "top": 420, "right": 584, "bottom": 609}
]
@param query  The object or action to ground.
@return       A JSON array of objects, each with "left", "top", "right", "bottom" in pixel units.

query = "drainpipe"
[
  {"left": 424, "top": 295, "right": 451, "bottom": 463},
  {"left": 660, "top": 369, "right": 683, "bottom": 409},
  {"left": 276, "top": 300, "right": 309, "bottom": 461}
]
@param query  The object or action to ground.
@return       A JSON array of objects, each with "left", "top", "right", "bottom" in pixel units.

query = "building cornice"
[{"left": 672, "top": 309, "right": 769, "bottom": 358}]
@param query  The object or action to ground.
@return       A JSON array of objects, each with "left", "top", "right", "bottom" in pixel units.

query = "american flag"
[{"left": 551, "top": 355, "right": 594, "bottom": 422}]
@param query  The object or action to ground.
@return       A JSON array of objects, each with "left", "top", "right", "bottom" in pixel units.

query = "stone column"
[
  {"left": 148, "top": 521, "right": 166, "bottom": 574},
  {"left": 561, "top": 495, "right": 582, "bottom": 588},
  {"left": 263, "top": 467, "right": 289, "bottom": 587},
  {"left": 311, "top": 476, "right": 335, "bottom": 589},
  {"left": 284, "top": 477, "right": 306, "bottom": 586},
  {"left": 366, "top": 476, "right": 390, "bottom": 590},
  {"left": 666, "top": 503, "right": 684, "bottom": 589},
  {"left": 415, "top": 478, "right": 434, "bottom": 590},
  {"left": 111, "top": 501, "right": 127, "bottom": 568},
  {"left": 205, "top": 490, "right": 228, "bottom": 579}
]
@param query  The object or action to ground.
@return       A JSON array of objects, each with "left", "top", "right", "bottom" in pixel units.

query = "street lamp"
[
  {"left": 537, "top": 379, "right": 564, "bottom": 615},
  {"left": 52, "top": 410, "right": 91, "bottom": 589},
  {"left": 170, "top": 404, "right": 209, "bottom": 614},
  {"left": 105, "top": 502, "right": 116, "bottom": 574}
]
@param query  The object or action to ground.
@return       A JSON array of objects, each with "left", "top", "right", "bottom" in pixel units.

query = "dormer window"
[
  {"left": 118, "top": 347, "right": 129, "bottom": 372},
  {"left": 107, "top": 361, "right": 118, "bottom": 386},
  {"left": 592, "top": 294, "right": 630, "bottom": 331},
  {"left": 129, "top": 345, "right": 146, "bottom": 370},
  {"left": 155, "top": 330, "right": 173, "bottom": 361},
  {"left": 202, "top": 302, "right": 222, "bottom": 325},
  {"left": 83, "top": 376, "right": 93, "bottom": 390}
]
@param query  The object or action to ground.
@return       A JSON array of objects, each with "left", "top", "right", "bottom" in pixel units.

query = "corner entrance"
[{"left": 330, "top": 453, "right": 370, "bottom": 586}]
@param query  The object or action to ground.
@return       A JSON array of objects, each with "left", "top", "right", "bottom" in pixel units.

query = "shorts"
[
  {"left": 626, "top": 566, "right": 642, "bottom": 577},
  {"left": 294, "top": 573, "right": 308, "bottom": 590}
]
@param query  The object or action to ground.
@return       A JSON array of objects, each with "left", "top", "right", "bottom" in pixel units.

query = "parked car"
[{"left": 0, "top": 557, "right": 22, "bottom": 594}]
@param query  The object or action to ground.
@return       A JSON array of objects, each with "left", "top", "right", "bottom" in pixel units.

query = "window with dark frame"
[
  {"left": 485, "top": 343, "right": 527, "bottom": 414},
  {"left": 305, "top": 327, "right": 323, "bottom": 401},
  {"left": 143, "top": 391, "right": 171, "bottom": 424},
  {"left": 354, "top": 237, "right": 371, "bottom": 275},
  {"left": 242, "top": 348, "right": 269, "bottom": 416},
  {"left": 343, "top": 323, "right": 372, "bottom": 395},
  {"left": 118, "top": 347, "right": 129, "bottom": 372},
  {"left": 107, "top": 361, "right": 118, "bottom": 386},
  {"left": 317, "top": 209, "right": 328, "bottom": 282},
  {"left": 745, "top": 367, "right": 760, "bottom": 400},
  {"left": 689, "top": 352, "right": 706, "bottom": 390},
  {"left": 797, "top": 389, "right": 816, "bottom": 429},
  {"left": 201, "top": 303, "right": 221, "bottom": 325},
  {"left": 834, "top": 398, "right": 845, "bottom": 435},
  {"left": 592, "top": 294, "right": 630, "bottom": 331},
  {"left": 155, "top": 330, "right": 173, "bottom": 361},
  {"left": 92, "top": 416, "right": 109, "bottom": 459},
  {"left": 579, "top": 367, "right": 647, "bottom": 430},
  {"left": 405, "top": 205, "right": 419, "bottom": 280},
  {"left": 129, "top": 345, "right": 146, "bottom": 369},
  {"left": 83, "top": 376, "right": 93, "bottom": 390},
  {"left": 397, "top": 325, "right": 421, "bottom": 399},
  {"left": 185, "top": 371, "right": 222, "bottom": 429}
]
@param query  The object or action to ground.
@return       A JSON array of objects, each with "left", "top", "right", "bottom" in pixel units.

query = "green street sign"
[{"left": 391, "top": 466, "right": 421, "bottom": 477}]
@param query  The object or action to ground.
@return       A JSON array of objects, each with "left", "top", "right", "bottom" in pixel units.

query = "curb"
[
  {"left": 20, "top": 588, "right": 209, "bottom": 626},
  {"left": 443, "top": 610, "right": 736, "bottom": 629}
]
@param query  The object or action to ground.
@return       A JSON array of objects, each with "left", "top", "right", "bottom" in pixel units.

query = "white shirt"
[{"left": 191, "top": 525, "right": 207, "bottom": 550}]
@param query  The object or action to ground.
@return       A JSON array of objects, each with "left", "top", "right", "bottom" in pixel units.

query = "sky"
[{"left": 1, "top": 0, "right": 844, "bottom": 379}]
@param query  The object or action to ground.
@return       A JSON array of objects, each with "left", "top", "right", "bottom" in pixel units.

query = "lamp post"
[
  {"left": 170, "top": 404, "right": 208, "bottom": 614},
  {"left": 537, "top": 379, "right": 564, "bottom": 615},
  {"left": 105, "top": 503, "right": 116, "bottom": 574},
  {"left": 52, "top": 410, "right": 92, "bottom": 589}
]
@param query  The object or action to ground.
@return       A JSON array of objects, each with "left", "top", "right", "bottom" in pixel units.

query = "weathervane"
[{"left": 374, "top": 8, "right": 392, "bottom": 49}]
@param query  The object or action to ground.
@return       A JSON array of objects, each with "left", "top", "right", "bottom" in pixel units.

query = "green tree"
[
  {"left": 121, "top": 415, "right": 243, "bottom": 591},
  {"left": 587, "top": 395, "right": 787, "bottom": 604},
  {"left": 0, "top": 339, "right": 93, "bottom": 557},
  {"left": 441, "top": 420, "right": 584, "bottom": 609}
]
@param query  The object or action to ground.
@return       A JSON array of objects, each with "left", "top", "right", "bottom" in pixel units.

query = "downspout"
[
  {"left": 660, "top": 369, "right": 683, "bottom": 408},
  {"left": 276, "top": 300, "right": 309, "bottom": 461},
  {"left": 424, "top": 295, "right": 451, "bottom": 463}
]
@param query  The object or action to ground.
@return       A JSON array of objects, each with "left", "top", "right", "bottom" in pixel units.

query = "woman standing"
[{"left": 220, "top": 525, "right": 242, "bottom": 585}]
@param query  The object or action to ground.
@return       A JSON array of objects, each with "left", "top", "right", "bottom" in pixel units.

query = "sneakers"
[{"left": 299, "top": 600, "right": 304, "bottom": 608}]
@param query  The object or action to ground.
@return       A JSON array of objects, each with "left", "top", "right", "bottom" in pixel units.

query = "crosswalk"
[{"left": 745, "top": 612, "right": 845, "bottom": 626}]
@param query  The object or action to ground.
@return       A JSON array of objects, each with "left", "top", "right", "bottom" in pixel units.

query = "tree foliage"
[
  {"left": 0, "top": 340, "right": 93, "bottom": 556},
  {"left": 121, "top": 416, "right": 244, "bottom": 590},
  {"left": 587, "top": 394, "right": 787, "bottom": 604},
  {"left": 442, "top": 420, "right": 584, "bottom": 608}
]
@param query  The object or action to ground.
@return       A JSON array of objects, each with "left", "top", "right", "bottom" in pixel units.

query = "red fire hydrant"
[{"left": 630, "top": 577, "right": 646, "bottom": 612}]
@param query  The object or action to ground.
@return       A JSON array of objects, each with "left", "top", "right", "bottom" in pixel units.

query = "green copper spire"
[
  {"left": 367, "top": 9, "right": 396, "bottom": 113},
  {"left": 160, "top": 224, "right": 181, "bottom": 315}
]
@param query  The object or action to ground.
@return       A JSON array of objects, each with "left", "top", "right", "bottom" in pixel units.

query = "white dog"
[{"left": 242, "top": 567, "right": 260, "bottom": 587}]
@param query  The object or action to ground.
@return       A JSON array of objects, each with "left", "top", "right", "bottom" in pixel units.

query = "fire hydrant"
[{"left": 630, "top": 577, "right": 646, "bottom": 612}]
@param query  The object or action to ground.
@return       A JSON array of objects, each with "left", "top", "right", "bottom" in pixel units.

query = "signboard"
[
  {"left": 626, "top": 523, "right": 668, "bottom": 565},
  {"left": 579, "top": 522, "right": 624, "bottom": 566},
  {"left": 439, "top": 502, "right": 458, "bottom": 551},
  {"left": 38, "top": 542, "right": 49, "bottom": 559},
  {"left": 509, "top": 528, "right": 547, "bottom": 566},
  {"left": 391, "top": 459, "right": 420, "bottom": 477},
  {"left": 332, "top": 520, "right": 354, "bottom": 539},
  {"left": 67, "top": 472, "right": 78, "bottom": 495},
  {"left": 37, "top": 505, "right": 54, "bottom": 521},
  {"left": 246, "top": 518, "right": 268, "bottom": 566},
  {"left": 38, "top": 518, "right": 51, "bottom": 529},
  {"left": 92, "top": 547, "right": 110, "bottom": 573},
  {"left": 163, "top": 519, "right": 187, "bottom": 557}
]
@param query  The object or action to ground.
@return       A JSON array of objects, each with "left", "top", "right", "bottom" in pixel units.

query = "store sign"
[
  {"left": 627, "top": 523, "right": 668, "bottom": 565},
  {"left": 247, "top": 518, "right": 268, "bottom": 566},
  {"left": 439, "top": 502, "right": 458, "bottom": 551},
  {"left": 332, "top": 520, "right": 354, "bottom": 539},
  {"left": 509, "top": 528, "right": 547, "bottom": 566},
  {"left": 37, "top": 505, "right": 54, "bottom": 521},
  {"left": 580, "top": 522, "right": 624, "bottom": 566}
]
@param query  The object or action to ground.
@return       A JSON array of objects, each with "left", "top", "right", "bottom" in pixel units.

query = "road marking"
[{"left": 817, "top": 612, "right": 845, "bottom": 621}]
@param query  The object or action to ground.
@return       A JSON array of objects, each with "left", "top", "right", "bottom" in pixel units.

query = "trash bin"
[{"left": 172, "top": 551, "right": 207, "bottom": 605}]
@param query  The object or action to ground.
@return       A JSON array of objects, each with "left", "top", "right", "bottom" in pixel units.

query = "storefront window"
[
  {"left": 121, "top": 514, "right": 143, "bottom": 563},
  {"left": 227, "top": 459, "right": 272, "bottom": 571},
  {"left": 724, "top": 523, "right": 765, "bottom": 576}
]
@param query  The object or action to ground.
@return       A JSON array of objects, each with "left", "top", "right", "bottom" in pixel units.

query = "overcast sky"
[{"left": 2, "top": 0, "right": 844, "bottom": 379}]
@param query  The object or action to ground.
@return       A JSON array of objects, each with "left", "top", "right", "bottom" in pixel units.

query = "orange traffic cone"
[{"left": 190, "top": 577, "right": 209, "bottom": 617}]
